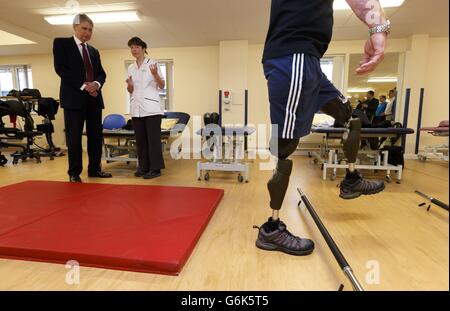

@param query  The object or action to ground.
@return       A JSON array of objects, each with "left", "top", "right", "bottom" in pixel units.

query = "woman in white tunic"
[{"left": 126, "top": 37, "right": 165, "bottom": 179}]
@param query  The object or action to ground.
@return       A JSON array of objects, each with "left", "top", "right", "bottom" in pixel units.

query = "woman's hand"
[
  {"left": 150, "top": 64, "right": 159, "bottom": 77},
  {"left": 126, "top": 76, "right": 134, "bottom": 93}
]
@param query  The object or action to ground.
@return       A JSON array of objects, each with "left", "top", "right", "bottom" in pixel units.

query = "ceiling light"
[
  {"left": 334, "top": 0, "right": 405, "bottom": 10},
  {"left": 347, "top": 88, "right": 373, "bottom": 93},
  {"left": 44, "top": 10, "right": 140, "bottom": 25},
  {"left": 367, "top": 77, "right": 398, "bottom": 83}
]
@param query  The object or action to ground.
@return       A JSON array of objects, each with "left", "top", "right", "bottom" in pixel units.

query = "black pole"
[
  {"left": 244, "top": 90, "right": 248, "bottom": 151},
  {"left": 297, "top": 188, "right": 364, "bottom": 291},
  {"left": 415, "top": 88, "right": 425, "bottom": 154},
  {"left": 218, "top": 90, "right": 222, "bottom": 127},
  {"left": 401, "top": 88, "right": 411, "bottom": 153}
]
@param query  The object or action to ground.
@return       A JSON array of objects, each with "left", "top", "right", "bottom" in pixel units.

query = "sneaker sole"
[
  {"left": 255, "top": 240, "right": 314, "bottom": 256},
  {"left": 339, "top": 183, "right": 386, "bottom": 200}
]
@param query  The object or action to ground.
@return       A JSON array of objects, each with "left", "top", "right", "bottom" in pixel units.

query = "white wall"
[{"left": 1, "top": 37, "right": 448, "bottom": 155}]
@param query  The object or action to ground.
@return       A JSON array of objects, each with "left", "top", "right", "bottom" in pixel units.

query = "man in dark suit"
[
  {"left": 53, "top": 14, "right": 112, "bottom": 182},
  {"left": 364, "top": 90, "right": 379, "bottom": 123}
]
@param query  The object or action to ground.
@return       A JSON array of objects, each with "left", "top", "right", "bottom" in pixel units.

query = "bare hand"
[
  {"left": 126, "top": 76, "right": 133, "bottom": 86},
  {"left": 150, "top": 64, "right": 158, "bottom": 76},
  {"left": 356, "top": 33, "right": 386, "bottom": 75},
  {"left": 85, "top": 82, "right": 99, "bottom": 93}
]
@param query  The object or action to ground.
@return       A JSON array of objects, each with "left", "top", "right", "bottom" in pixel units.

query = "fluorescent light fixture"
[
  {"left": 367, "top": 77, "right": 398, "bottom": 83},
  {"left": 334, "top": 0, "right": 405, "bottom": 10},
  {"left": 44, "top": 10, "right": 140, "bottom": 25},
  {"left": 347, "top": 88, "right": 373, "bottom": 93}
]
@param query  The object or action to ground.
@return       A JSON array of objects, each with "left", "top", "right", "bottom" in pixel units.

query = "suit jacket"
[
  {"left": 365, "top": 98, "right": 379, "bottom": 118},
  {"left": 53, "top": 37, "right": 106, "bottom": 110}
]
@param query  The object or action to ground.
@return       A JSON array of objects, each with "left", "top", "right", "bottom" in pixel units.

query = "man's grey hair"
[{"left": 73, "top": 14, "right": 94, "bottom": 26}]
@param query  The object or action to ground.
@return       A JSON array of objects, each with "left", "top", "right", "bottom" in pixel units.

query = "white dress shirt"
[
  {"left": 385, "top": 96, "right": 395, "bottom": 120},
  {"left": 128, "top": 58, "right": 164, "bottom": 118},
  {"left": 73, "top": 36, "right": 101, "bottom": 90}
]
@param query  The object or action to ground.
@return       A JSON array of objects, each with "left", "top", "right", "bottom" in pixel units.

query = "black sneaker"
[
  {"left": 340, "top": 171, "right": 385, "bottom": 199},
  {"left": 255, "top": 218, "right": 314, "bottom": 256}
]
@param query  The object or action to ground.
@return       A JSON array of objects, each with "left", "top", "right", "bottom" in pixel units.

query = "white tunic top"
[{"left": 127, "top": 58, "right": 164, "bottom": 118}]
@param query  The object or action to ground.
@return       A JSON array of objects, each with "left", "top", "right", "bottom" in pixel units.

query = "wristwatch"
[{"left": 369, "top": 20, "right": 391, "bottom": 36}]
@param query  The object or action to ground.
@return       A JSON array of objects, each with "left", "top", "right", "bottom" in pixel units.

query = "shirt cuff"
[
  {"left": 80, "top": 83, "right": 86, "bottom": 91},
  {"left": 94, "top": 81, "right": 102, "bottom": 89}
]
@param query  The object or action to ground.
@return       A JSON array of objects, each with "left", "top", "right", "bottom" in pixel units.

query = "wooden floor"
[{"left": 0, "top": 152, "right": 448, "bottom": 291}]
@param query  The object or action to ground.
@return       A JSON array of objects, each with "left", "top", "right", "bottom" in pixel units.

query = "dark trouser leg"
[
  {"left": 85, "top": 102, "right": 103, "bottom": 174},
  {"left": 132, "top": 117, "right": 150, "bottom": 173},
  {"left": 144, "top": 115, "right": 165, "bottom": 170},
  {"left": 268, "top": 137, "right": 299, "bottom": 220},
  {"left": 321, "top": 97, "right": 361, "bottom": 171},
  {"left": 64, "top": 109, "right": 85, "bottom": 177}
]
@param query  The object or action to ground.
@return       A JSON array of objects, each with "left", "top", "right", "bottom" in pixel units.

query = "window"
[
  {"left": 0, "top": 65, "right": 33, "bottom": 96},
  {"left": 124, "top": 59, "right": 173, "bottom": 113},
  {"left": 320, "top": 58, "right": 334, "bottom": 82},
  {"left": 320, "top": 55, "right": 345, "bottom": 93}
]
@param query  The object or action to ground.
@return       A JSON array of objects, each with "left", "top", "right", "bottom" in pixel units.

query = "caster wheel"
[
  {"left": 321, "top": 164, "right": 324, "bottom": 171},
  {"left": 386, "top": 176, "right": 392, "bottom": 183},
  {"left": 50, "top": 157, "right": 55, "bottom": 161},
  {"left": 238, "top": 175, "right": 244, "bottom": 183},
  {"left": 0, "top": 155, "right": 7, "bottom": 166},
  {"left": 36, "top": 159, "right": 42, "bottom": 164},
  {"left": 204, "top": 173, "right": 210, "bottom": 181},
  {"left": 126, "top": 161, "right": 130, "bottom": 165},
  {"left": 198, "top": 178, "right": 201, "bottom": 181},
  {"left": 106, "top": 161, "right": 111, "bottom": 164},
  {"left": 313, "top": 159, "right": 318, "bottom": 164},
  {"left": 12, "top": 159, "right": 18, "bottom": 165},
  {"left": 331, "top": 174, "right": 336, "bottom": 181}
]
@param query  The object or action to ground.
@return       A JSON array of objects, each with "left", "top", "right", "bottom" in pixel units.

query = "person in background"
[
  {"left": 376, "top": 95, "right": 388, "bottom": 117},
  {"left": 365, "top": 90, "right": 379, "bottom": 122},
  {"left": 384, "top": 89, "right": 397, "bottom": 121},
  {"left": 126, "top": 37, "right": 166, "bottom": 179}
]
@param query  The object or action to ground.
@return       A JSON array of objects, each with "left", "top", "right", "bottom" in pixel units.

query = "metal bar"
[
  {"left": 401, "top": 88, "right": 411, "bottom": 153},
  {"left": 415, "top": 88, "right": 425, "bottom": 154},
  {"left": 297, "top": 188, "right": 364, "bottom": 291},
  {"left": 415, "top": 190, "right": 449, "bottom": 211},
  {"left": 218, "top": 90, "right": 222, "bottom": 127}
]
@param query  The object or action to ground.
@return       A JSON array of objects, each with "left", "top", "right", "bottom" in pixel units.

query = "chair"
[
  {"left": 162, "top": 112, "right": 191, "bottom": 152},
  {"left": 164, "top": 111, "right": 190, "bottom": 134},
  {"left": 0, "top": 99, "right": 43, "bottom": 165},
  {"left": 103, "top": 114, "right": 126, "bottom": 130}
]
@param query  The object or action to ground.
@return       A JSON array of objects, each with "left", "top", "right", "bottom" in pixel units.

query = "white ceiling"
[{"left": 0, "top": 0, "right": 448, "bottom": 56}]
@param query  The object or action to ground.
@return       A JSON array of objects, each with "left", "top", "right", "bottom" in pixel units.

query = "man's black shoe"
[
  {"left": 69, "top": 176, "right": 82, "bottom": 183},
  {"left": 143, "top": 170, "right": 161, "bottom": 180},
  {"left": 88, "top": 171, "right": 113, "bottom": 178}
]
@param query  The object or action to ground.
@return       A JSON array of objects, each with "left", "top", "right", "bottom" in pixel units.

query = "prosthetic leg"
[
  {"left": 254, "top": 137, "right": 315, "bottom": 256},
  {"left": 321, "top": 97, "right": 385, "bottom": 199}
]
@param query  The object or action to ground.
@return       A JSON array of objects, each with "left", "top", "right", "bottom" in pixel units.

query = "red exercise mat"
[{"left": 0, "top": 181, "right": 224, "bottom": 275}]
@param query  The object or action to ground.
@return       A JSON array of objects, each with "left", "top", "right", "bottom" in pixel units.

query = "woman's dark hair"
[{"left": 128, "top": 37, "right": 148, "bottom": 54}]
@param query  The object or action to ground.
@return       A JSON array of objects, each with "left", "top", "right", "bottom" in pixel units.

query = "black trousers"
[
  {"left": 64, "top": 102, "right": 103, "bottom": 177},
  {"left": 132, "top": 115, "right": 165, "bottom": 173}
]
